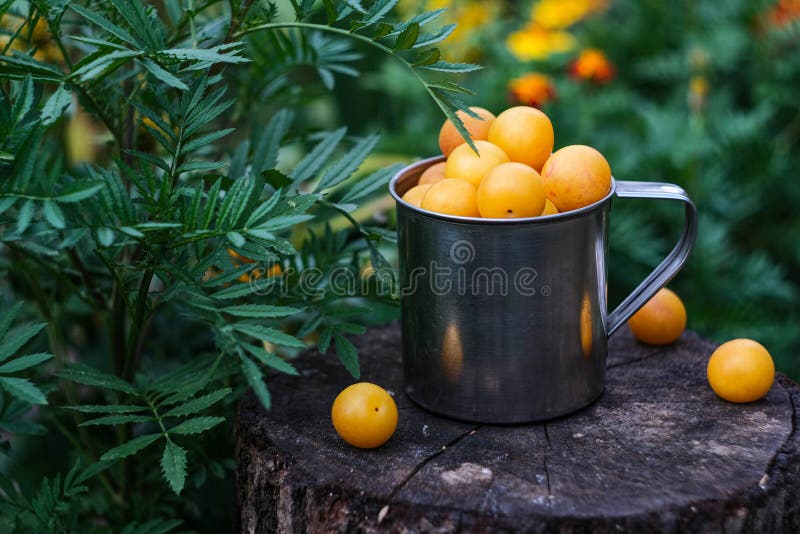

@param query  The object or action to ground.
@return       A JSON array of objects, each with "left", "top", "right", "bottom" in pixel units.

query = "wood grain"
[{"left": 236, "top": 323, "right": 800, "bottom": 533}]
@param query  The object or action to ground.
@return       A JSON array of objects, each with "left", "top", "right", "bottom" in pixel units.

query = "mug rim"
[{"left": 389, "top": 155, "right": 617, "bottom": 225}]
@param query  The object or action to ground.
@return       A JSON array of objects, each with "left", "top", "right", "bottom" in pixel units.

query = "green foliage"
[
  {"left": 375, "top": 0, "right": 800, "bottom": 378},
  {"left": 0, "top": 302, "right": 52, "bottom": 447},
  {"left": 0, "top": 0, "right": 474, "bottom": 530}
]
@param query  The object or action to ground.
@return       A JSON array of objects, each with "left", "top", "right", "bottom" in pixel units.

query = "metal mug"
[{"left": 389, "top": 156, "right": 698, "bottom": 423}]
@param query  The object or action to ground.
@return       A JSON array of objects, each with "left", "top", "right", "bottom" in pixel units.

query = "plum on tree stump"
[{"left": 235, "top": 324, "right": 800, "bottom": 533}]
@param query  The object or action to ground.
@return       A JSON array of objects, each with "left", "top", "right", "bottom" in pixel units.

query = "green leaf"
[
  {"left": 362, "top": 0, "right": 398, "bottom": 24},
  {"left": 119, "top": 226, "right": 145, "bottom": 238},
  {"left": 427, "top": 80, "right": 475, "bottom": 95},
  {"left": 80, "top": 414, "right": 153, "bottom": 427},
  {"left": 247, "top": 345, "right": 299, "bottom": 376},
  {"left": 420, "top": 61, "right": 482, "bottom": 73},
  {"left": 341, "top": 163, "right": 404, "bottom": 202},
  {"left": 0, "top": 323, "right": 46, "bottom": 362},
  {"left": 66, "top": 35, "right": 130, "bottom": 51},
  {"left": 315, "top": 134, "right": 380, "bottom": 192},
  {"left": 55, "top": 181, "right": 103, "bottom": 202},
  {"left": 0, "top": 376, "right": 47, "bottom": 404},
  {"left": 163, "top": 388, "right": 231, "bottom": 418},
  {"left": 16, "top": 199, "right": 33, "bottom": 233},
  {"left": 158, "top": 44, "right": 249, "bottom": 64},
  {"left": 0, "top": 302, "right": 23, "bottom": 342},
  {"left": 343, "top": 0, "right": 367, "bottom": 14},
  {"left": 140, "top": 58, "right": 188, "bottom": 90},
  {"left": 58, "top": 364, "right": 138, "bottom": 395},
  {"left": 0, "top": 420, "right": 47, "bottom": 435},
  {"left": 74, "top": 459, "right": 115, "bottom": 485},
  {"left": 241, "top": 356, "right": 270, "bottom": 410},
  {"left": 70, "top": 4, "right": 140, "bottom": 47},
  {"left": 135, "top": 222, "right": 182, "bottom": 231},
  {"left": 211, "top": 283, "right": 258, "bottom": 299},
  {"left": 101, "top": 433, "right": 161, "bottom": 461},
  {"left": 252, "top": 110, "right": 293, "bottom": 173},
  {"left": 161, "top": 439, "right": 187, "bottom": 495},
  {"left": 318, "top": 323, "right": 333, "bottom": 355},
  {"left": 201, "top": 263, "right": 254, "bottom": 287},
  {"left": 67, "top": 404, "right": 147, "bottom": 414},
  {"left": 221, "top": 305, "right": 300, "bottom": 318},
  {"left": 249, "top": 214, "right": 314, "bottom": 235},
  {"left": 43, "top": 200, "right": 66, "bottom": 229},
  {"left": 372, "top": 22, "right": 395, "bottom": 39},
  {"left": 69, "top": 50, "right": 144, "bottom": 83},
  {"left": 290, "top": 128, "right": 347, "bottom": 184},
  {"left": 429, "top": 91, "right": 477, "bottom": 153},
  {"left": 181, "top": 128, "right": 235, "bottom": 156},
  {"left": 323, "top": 0, "right": 338, "bottom": 24},
  {"left": 394, "top": 22, "right": 420, "bottom": 50},
  {"left": 12, "top": 75, "right": 34, "bottom": 123},
  {"left": 413, "top": 24, "right": 455, "bottom": 48},
  {"left": 396, "top": 8, "right": 447, "bottom": 33},
  {"left": 0, "top": 197, "right": 16, "bottom": 214},
  {"left": 232, "top": 324, "right": 305, "bottom": 348},
  {"left": 40, "top": 85, "right": 72, "bottom": 125},
  {"left": 245, "top": 190, "right": 282, "bottom": 227},
  {"left": 97, "top": 227, "right": 115, "bottom": 246},
  {"left": 0, "top": 352, "right": 53, "bottom": 373},
  {"left": 334, "top": 334, "right": 360, "bottom": 378},
  {"left": 262, "top": 169, "right": 292, "bottom": 190},
  {"left": 217, "top": 176, "right": 256, "bottom": 229},
  {"left": 176, "top": 160, "right": 226, "bottom": 173},
  {"left": 168, "top": 416, "right": 225, "bottom": 435},
  {"left": 413, "top": 47, "right": 440, "bottom": 67},
  {"left": 227, "top": 231, "right": 245, "bottom": 248}
]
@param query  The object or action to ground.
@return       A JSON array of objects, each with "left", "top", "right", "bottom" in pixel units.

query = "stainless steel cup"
[{"left": 389, "top": 156, "right": 697, "bottom": 423}]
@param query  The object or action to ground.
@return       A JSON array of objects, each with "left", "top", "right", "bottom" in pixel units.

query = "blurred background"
[{"left": 310, "top": 0, "right": 800, "bottom": 379}]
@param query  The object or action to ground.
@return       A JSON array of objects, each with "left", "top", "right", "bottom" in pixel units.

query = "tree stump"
[{"left": 235, "top": 323, "right": 800, "bottom": 533}]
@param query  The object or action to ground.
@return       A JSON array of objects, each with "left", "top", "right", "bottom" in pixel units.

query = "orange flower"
[
  {"left": 762, "top": 0, "right": 800, "bottom": 28},
  {"left": 508, "top": 73, "right": 557, "bottom": 108},
  {"left": 570, "top": 48, "right": 615, "bottom": 83}
]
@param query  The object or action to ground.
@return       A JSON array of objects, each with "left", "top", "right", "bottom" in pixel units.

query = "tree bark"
[{"left": 236, "top": 323, "right": 800, "bottom": 533}]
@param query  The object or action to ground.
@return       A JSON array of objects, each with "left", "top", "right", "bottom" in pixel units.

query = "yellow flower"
[
  {"left": 1, "top": 14, "right": 63, "bottom": 63},
  {"left": 507, "top": 73, "right": 557, "bottom": 108},
  {"left": 506, "top": 25, "right": 576, "bottom": 61},
  {"left": 66, "top": 108, "right": 109, "bottom": 166},
  {"left": 402, "top": 1, "right": 499, "bottom": 61},
  {"left": 531, "top": 0, "right": 608, "bottom": 29},
  {"left": 570, "top": 48, "right": 615, "bottom": 83},
  {"left": 447, "top": 2, "right": 493, "bottom": 44},
  {"left": 688, "top": 75, "right": 709, "bottom": 113}
]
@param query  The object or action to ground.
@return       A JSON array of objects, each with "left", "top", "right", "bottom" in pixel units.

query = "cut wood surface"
[{"left": 236, "top": 323, "right": 800, "bottom": 533}]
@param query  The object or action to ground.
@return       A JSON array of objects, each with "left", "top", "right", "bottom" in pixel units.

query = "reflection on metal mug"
[{"left": 389, "top": 156, "right": 697, "bottom": 423}]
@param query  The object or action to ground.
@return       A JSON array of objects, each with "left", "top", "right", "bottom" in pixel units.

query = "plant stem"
[
  {"left": 123, "top": 269, "right": 154, "bottom": 381},
  {"left": 234, "top": 22, "right": 447, "bottom": 117},
  {"left": 50, "top": 416, "right": 124, "bottom": 507},
  {"left": 41, "top": 9, "right": 123, "bottom": 146},
  {"left": 67, "top": 249, "right": 106, "bottom": 308},
  {"left": 208, "top": 0, "right": 254, "bottom": 77}
]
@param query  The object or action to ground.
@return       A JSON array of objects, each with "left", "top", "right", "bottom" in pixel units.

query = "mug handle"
[{"left": 606, "top": 180, "right": 698, "bottom": 336}]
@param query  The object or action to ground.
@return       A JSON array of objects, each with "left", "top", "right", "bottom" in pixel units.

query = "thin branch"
[
  {"left": 234, "top": 21, "right": 450, "bottom": 120},
  {"left": 123, "top": 269, "right": 154, "bottom": 380},
  {"left": 67, "top": 249, "right": 107, "bottom": 308}
]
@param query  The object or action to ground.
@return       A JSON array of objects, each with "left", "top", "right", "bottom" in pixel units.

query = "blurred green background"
[{"left": 323, "top": 0, "right": 800, "bottom": 378}]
